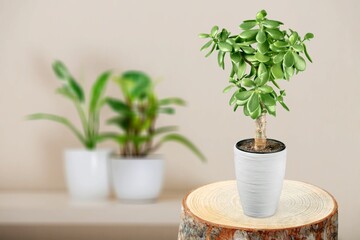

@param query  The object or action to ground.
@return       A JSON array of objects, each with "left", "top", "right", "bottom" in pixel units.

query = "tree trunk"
[
  {"left": 254, "top": 112, "right": 267, "bottom": 150},
  {"left": 178, "top": 180, "right": 338, "bottom": 240}
]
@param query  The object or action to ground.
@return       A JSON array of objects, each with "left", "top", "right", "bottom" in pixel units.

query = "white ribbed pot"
[
  {"left": 234, "top": 139, "right": 287, "bottom": 218},
  {"left": 111, "top": 156, "right": 164, "bottom": 202},
  {"left": 64, "top": 149, "right": 111, "bottom": 200}
]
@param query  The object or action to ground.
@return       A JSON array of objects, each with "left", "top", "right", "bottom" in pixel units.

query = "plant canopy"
[{"left": 199, "top": 9, "right": 314, "bottom": 150}]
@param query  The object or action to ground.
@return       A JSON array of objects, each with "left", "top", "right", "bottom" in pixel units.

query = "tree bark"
[{"left": 254, "top": 112, "right": 267, "bottom": 150}]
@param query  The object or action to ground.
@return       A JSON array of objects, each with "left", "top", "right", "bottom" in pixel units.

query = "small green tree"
[{"left": 199, "top": 10, "right": 314, "bottom": 150}]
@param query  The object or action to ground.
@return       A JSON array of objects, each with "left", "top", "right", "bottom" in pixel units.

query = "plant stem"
[{"left": 254, "top": 112, "right": 267, "bottom": 151}]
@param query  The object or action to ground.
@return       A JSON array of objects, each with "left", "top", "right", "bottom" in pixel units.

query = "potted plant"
[
  {"left": 28, "top": 60, "right": 112, "bottom": 200},
  {"left": 199, "top": 10, "right": 314, "bottom": 217},
  {"left": 103, "top": 70, "right": 205, "bottom": 202}
]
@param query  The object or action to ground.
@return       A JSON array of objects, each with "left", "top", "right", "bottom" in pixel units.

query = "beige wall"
[{"left": 0, "top": 0, "right": 359, "bottom": 238}]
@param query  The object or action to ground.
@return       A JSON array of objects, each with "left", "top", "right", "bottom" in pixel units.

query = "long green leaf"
[
  {"left": 106, "top": 98, "right": 131, "bottom": 115},
  {"left": 27, "top": 113, "right": 86, "bottom": 147},
  {"left": 89, "top": 71, "right": 111, "bottom": 113},
  {"left": 158, "top": 98, "right": 186, "bottom": 106},
  {"left": 156, "top": 134, "right": 206, "bottom": 162}
]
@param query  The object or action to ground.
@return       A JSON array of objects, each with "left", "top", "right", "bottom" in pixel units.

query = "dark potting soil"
[{"left": 236, "top": 139, "right": 286, "bottom": 154}]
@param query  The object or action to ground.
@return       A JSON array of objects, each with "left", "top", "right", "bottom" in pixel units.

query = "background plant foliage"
[
  {"left": 28, "top": 61, "right": 111, "bottom": 149},
  {"left": 199, "top": 10, "right": 314, "bottom": 119},
  {"left": 103, "top": 71, "right": 205, "bottom": 161}
]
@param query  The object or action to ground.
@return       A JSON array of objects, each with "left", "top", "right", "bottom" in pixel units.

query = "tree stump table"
[{"left": 178, "top": 180, "right": 338, "bottom": 240}]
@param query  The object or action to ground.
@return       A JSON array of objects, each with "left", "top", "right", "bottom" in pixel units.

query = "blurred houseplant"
[
  {"left": 28, "top": 60, "right": 112, "bottom": 200},
  {"left": 199, "top": 10, "right": 313, "bottom": 217},
  {"left": 103, "top": 71, "right": 205, "bottom": 201}
]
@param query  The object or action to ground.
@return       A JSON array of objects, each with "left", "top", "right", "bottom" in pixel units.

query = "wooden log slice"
[{"left": 178, "top": 180, "right": 338, "bottom": 240}]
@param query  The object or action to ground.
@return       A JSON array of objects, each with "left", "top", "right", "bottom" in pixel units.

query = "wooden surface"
[
  {"left": 0, "top": 191, "right": 184, "bottom": 225},
  {"left": 178, "top": 180, "right": 338, "bottom": 239}
]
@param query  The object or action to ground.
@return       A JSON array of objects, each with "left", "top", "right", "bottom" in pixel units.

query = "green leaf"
[
  {"left": 89, "top": 71, "right": 111, "bottom": 114},
  {"left": 159, "top": 107, "right": 175, "bottom": 114},
  {"left": 274, "top": 41, "right": 289, "bottom": 48},
  {"left": 27, "top": 113, "right": 86, "bottom": 147},
  {"left": 199, "top": 33, "right": 210, "bottom": 38},
  {"left": 278, "top": 99, "right": 290, "bottom": 111},
  {"left": 235, "top": 90, "right": 253, "bottom": 101},
  {"left": 223, "top": 85, "right": 235, "bottom": 93},
  {"left": 293, "top": 53, "right": 306, "bottom": 71},
  {"left": 241, "top": 78, "right": 255, "bottom": 87},
  {"left": 284, "top": 51, "right": 295, "bottom": 68},
  {"left": 261, "top": 93, "right": 276, "bottom": 106},
  {"left": 239, "top": 29, "right": 259, "bottom": 39},
  {"left": 303, "top": 32, "right": 314, "bottom": 41},
  {"left": 257, "top": 63, "right": 269, "bottom": 85},
  {"left": 265, "top": 104, "right": 276, "bottom": 116},
  {"left": 256, "top": 30, "right": 267, "bottom": 43},
  {"left": 52, "top": 60, "right": 70, "bottom": 80},
  {"left": 258, "top": 85, "right": 273, "bottom": 93},
  {"left": 284, "top": 66, "right": 294, "bottom": 80},
  {"left": 247, "top": 92, "right": 260, "bottom": 113},
  {"left": 243, "top": 105, "right": 250, "bottom": 116},
  {"left": 205, "top": 44, "right": 216, "bottom": 57},
  {"left": 244, "top": 54, "right": 257, "bottom": 62},
  {"left": 200, "top": 40, "right": 213, "bottom": 51},
  {"left": 250, "top": 105, "right": 262, "bottom": 119},
  {"left": 68, "top": 77, "right": 85, "bottom": 102},
  {"left": 218, "top": 42, "right": 233, "bottom": 52},
  {"left": 106, "top": 98, "right": 131, "bottom": 114},
  {"left": 269, "top": 44, "right": 284, "bottom": 52},
  {"left": 289, "top": 32, "right": 298, "bottom": 45},
  {"left": 292, "top": 44, "right": 304, "bottom": 52},
  {"left": 119, "top": 71, "right": 152, "bottom": 99},
  {"left": 230, "top": 52, "right": 242, "bottom": 63},
  {"left": 241, "top": 46, "right": 256, "bottom": 54},
  {"left": 158, "top": 98, "right": 186, "bottom": 106},
  {"left": 265, "top": 29, "right": 284, "bottom": 40},
  {"left": 157, "top": 134, "right": 206, "bottom": 162},
  {"left": 237, "top": 60, "right": 246, "bottom": 79},
  {"left": 254, "top": 52, "right": 270, "bottom": 62},
  {"left": 271, "top": 64, "right": 284, "bottom": 79},
  {"left": 96, "top": 132, "right": 119, "bottom": 142},
  {"left": 273, "top": 52, "right": 285, "bottom": 64},
  {"left": 256, "top": 9, "right": 267, "bottom": 21},
  {"left": 153, "top": 126, "right": 178, "bottom": 136},
  {"left": 262, "top": 19, "right": 282, "bottom": 28},
  {"left": 239, "top": 21, "right": 257, "bottom": 30},
  {"left": 258, "top": 41, "right": 269, "bottom": 54},
  {"left": 229, "top": 91, "right": 237, "bottom": 105},
  {"left": 303, "top": 44, "right": 313, "bottom": 63},
  {"left": 210, "top": 26, "right": 219, "bottom": 37},
  {"left": 218, "top": 51, "right": 225, "bottom": 69}
]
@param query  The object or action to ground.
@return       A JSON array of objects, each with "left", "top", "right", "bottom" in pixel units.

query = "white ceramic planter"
[
  {"left": 234, "top": 139, "right": 287, "bottom": 218},
  {"left": 111, "top": 156, "right": 164, "bottom": 202},
  {"left": 64, "top": 149, "right": 111, "bottom": 200}
]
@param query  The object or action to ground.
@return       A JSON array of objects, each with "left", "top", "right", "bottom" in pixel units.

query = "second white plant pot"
[
  {"left": 64, "top": 149, "right": 112, "bottom": 200},
  {"left": 234, "top": 139, "right": 287, "bottom": 218},
  {"left": 111, "top": 156, "right": 164, "bottom": 202}
]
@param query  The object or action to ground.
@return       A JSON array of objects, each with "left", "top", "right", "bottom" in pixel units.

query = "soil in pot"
[{"left": 236, "top": 139, "right": 286, "bottom": 153}]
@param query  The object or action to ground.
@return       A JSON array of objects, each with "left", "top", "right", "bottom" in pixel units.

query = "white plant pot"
[
  {"left": 64, "top": 149, "right": 111, "bottom": 200},
  {"left": 234, "top": 139, "right": 287, "bottom": 218},
  {"left": 111, "top": 156, "right": 164, "bottom": 202}
]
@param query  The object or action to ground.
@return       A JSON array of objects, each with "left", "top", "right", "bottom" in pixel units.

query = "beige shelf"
[{"left": 0, "top": 191, "right": 185, "bottom": 225}]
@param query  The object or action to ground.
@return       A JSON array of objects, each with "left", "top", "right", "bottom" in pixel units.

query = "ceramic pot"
[
  {"left": 111, "top": 156, "right": 164, "bottom": 202},
  {"left": 64, "top": 149, "right": 111, "bottom": 200},
  {"left": 234, "top": 139, "right": 286, "bottom": 217}
]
